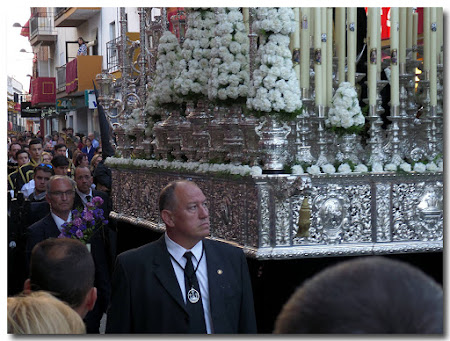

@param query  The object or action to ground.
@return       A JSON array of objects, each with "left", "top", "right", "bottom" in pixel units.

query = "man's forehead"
[{"left": 50, "top": 179, "right": 71, "bottom": 189}]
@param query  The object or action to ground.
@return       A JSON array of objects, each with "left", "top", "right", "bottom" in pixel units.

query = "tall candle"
[
  {"left": 242, "top": 8, "right": 249, "bottom": 34},
  {"left": 430, "top": 7, "right": 437, "bottom": 106},
  {"left": 437, "top": 7, "right": 443, "bottom": 64},
  {"left": 326, "top": 8, "right": 333, "bottom": 107},
  {"left": 412, "top": 12, "right": 418, "bottom": 60},
  {"left": 321, "top": 8, "right": 327, "bottom": 107},
  {"left": 368, "top": 7, "right": 378, "bottom": 106},
  {"left": 406, "top": 7, "right": 413, "bottom": 49},
  {"left": 314, "top": 7, "right": 323, "bottom": 106},
  {"left": 292, "top": 8, "right": 301, "bottom": 84},
  {"left": 399, "top": 7, "right": 406, "bottom": 64},
  {"left": 390, "top": 7, "right": 400, "bottom": 107},
  {"left": 336, "top": 7, "right": 346, "bottom": 84},
  {"left": 423, "top": 7, "right": 430, "bottom": 72},
  {"left": 376, "top": 8, "right": 381, "bottom": 78},
  {"left": 347, "top": 7, "right": 356, "bottom": 86},
  {"left": 300, "top": 8, "right": 311, "bottom": 90}
]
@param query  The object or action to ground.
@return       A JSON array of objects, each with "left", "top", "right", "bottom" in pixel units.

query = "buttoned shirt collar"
[
  {"left": 76, "top": 188, "right": 93, "bottom": 205},
  {"left": 165, "top": 232, "right": 203, "bottom": 266},
  {"left": 51, "top": 211, "right": 72, "bottom": 232}
]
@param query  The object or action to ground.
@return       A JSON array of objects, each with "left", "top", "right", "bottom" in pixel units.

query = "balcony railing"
[
  {"left": 29, "top": 11, "right": 57, "bottom": 42},
  {"left": 56, "top": 65, "right": 66, "bottom": 92},
  {"left": 106, "top": 36, "right": 122, "bottom": 74}
]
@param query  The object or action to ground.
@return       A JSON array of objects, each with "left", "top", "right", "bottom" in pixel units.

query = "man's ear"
[
  {"left": 85, "top": 287, "right": 97, "bottom": 312},
  {"left": 23, "top": 278, "right": 31, "bottom": 294},
  {"left": 161, "top": 209, "right": 175, "bottom": 228}
]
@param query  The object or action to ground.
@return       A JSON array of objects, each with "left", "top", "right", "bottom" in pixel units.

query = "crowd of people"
[{"left": 6, "top": 130, "right": 443, "bottom": 335}]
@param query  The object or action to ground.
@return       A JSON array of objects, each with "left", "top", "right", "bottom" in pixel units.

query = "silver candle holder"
[
  {"left": 295, "top": 88, "right": 315, "bottom": 164},
  {"left": 314, "top": 105, "right": 329, "bottom": 166},
  {"left": 387, "top": 105, "right": 403, "bottom": 165}
]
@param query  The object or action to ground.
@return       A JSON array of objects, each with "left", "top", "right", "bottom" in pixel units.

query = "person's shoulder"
[
  {"left": 118, "top": 239, "right": 161, "bottom": 262},
  {"left": 28, "top": 213, "right": 52, "bottom": 231},
  {"left": 205, "top": 238, "right": 243, "bottom": 256}
]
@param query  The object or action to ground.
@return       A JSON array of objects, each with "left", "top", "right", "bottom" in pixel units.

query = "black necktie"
[
  {"left": 86, "top": 195, "right": 92, "bottom": 202},
  {"left": 183, "top": 251, "right": 206, "bottom": 333}
]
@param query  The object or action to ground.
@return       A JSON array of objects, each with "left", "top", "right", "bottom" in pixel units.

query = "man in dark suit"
[
  {"left": 25, "top": 174, "right": 111, "bottom": 333},
  {"left": 73, "top": 166, "right": 115, "bottom": 334},
  {"left": 106, "top": 180, "right": 257, "bottom": 334}
]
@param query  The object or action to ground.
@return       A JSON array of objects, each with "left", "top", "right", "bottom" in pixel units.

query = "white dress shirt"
[
  {"left": 165, "top": 233, "right": 213, "bottom": 334},
  {"left": 76, "top": 188, "right": 93, "bottom": 206},
  {"left": 51, "top": 211, "right": 72, "bottom": 232}
]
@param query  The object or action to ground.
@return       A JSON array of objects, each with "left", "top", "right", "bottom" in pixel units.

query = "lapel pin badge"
[{"left": 217, "top": 269, "right": 223, "bottom": 275}]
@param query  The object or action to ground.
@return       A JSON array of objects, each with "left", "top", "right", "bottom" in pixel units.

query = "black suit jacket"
[
  {"left": 105, "top": 236, "right": 257, "bottom": 334},
  {"left": 73, "top": 190, "right": 114, "bottom": 332}
]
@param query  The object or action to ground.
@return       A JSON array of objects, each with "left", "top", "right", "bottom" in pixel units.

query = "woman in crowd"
[
  {"left": 7, "top": 291, "right": 86, "bottom": 334},
  {"left": 74, "top": 152, "right": 89, "bottom": 167},
  {"left": 41, "top": 151, "right": 53, "bottom": 164},
  {"left": 82, "top": 137, "right": 95, "bottom": 163}
]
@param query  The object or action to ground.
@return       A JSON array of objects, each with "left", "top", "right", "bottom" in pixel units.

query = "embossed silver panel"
[{"left": 110, "top": 168, "right": 443, "bottom": 259}]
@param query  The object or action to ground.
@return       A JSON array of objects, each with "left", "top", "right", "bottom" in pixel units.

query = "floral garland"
[
  {"left": 208, "top": 7, "right": 249, "bottom": 104},
  {"left": 247, "top": 7, "right": 302, "bottom": 118},
  {"left": 147, "top": 30, "right": 183, "bottom": 112},
  {"left": 58, "top": 196, "right": 108, "bottom": 244},
  {"left": 326, "top": 82, "right": 365, "bottom": 135},
  {"left": 292, "top": 158, "right": 443, "bottom": 175},
  {"left": 174, "top": 8, "right": 217, "bottom": 100},
  {"left": 105, "top": 157, "right": 263, "bottom": 177}
]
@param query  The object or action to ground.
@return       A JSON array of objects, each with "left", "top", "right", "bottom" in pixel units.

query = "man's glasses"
[{"left": 48, "top": 190, "right": 75, "bottom": 197}]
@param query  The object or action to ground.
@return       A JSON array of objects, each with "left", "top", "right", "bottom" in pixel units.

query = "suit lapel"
[
  {"left": 152, "top": 236, "right": 188, "bottom": 313},
  {"left": 204, "top": 240, "right": 227, "bottom": 326},
  {"left": 44, "top": 214, "right": 62, "bottom": 238}
]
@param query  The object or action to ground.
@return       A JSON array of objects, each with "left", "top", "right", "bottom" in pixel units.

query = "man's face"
[
  {"left": 29, "top": 143, "right": 43, "bottom": 162},
  {"left": 34, "top": 169, "right": 52, "bottom": 195},
  {"left": 46, "top": 178, "right": 75, "bottom": 218},
  {"left": 55, "top": 146, "right": 67, "bottom": 157},
  {"left": 16, "top": 152, "right": 29, "bottom": 167},
  {"left": 164, "top": 182, "right": 210, "bottom": 248},
  {"left": 54, "top": 165, "right": 68, "bottom": 176},
  {"left": 75, "top": 167, "right": 93, "bottom": 194},
  {"left": 67, "top": 129, "right": 73, "bottom": 136},
  {"left": 9, "top": 143, "right": 21, "bottom": 160},
  {"left": 88, "top": 133, "right": 95, "bottom": 141}
]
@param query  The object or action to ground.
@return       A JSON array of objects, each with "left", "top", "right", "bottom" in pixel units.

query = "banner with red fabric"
[
  {"left": 31, "top": 77, "right": 56, "bottom": 106},
  {"left": 66, "top": 58, "right": 78, "bottom": 93},
  {"left": 20, "top": 20, "right": 30, "bottom": 38}
]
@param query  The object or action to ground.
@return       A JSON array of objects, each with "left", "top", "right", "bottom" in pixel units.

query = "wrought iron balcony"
[
  {"left": 54, "top": 7, "right": 101, "bottom": 27},
  {"left": 29, "top": 11, "right": 57, "bottom": 46}
]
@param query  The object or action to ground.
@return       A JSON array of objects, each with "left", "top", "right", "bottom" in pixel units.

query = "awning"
[{"left": 20, "top": 20, "right": 30, "bottom": 38}]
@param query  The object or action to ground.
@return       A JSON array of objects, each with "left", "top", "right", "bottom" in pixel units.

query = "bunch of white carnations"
[
  {"left": 326, "top": 82, "right": 365, "bottom": 134},
  {"left": 208, "top": 7, "right": 249, "bottom": 103},
  {"left": 174, "top": 8, "right": 217, "bottom": 100},
  {"left": 247, "top": 7, "right": 302, "bottom": 116},
  {"left": 148, "top": 31, "right": 183, "bottom": 110}
]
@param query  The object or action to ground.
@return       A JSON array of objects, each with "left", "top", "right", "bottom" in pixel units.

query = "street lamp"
[
  {"left": 20, "top": 48, "right": 34, "bottom": 54},
  {"left": 12, "top": 23, "right": 22, "bottom": 28}
]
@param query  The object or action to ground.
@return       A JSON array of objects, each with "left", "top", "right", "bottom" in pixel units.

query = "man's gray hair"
[{"left": 46, "top": 175, "right": 76, "bottom": 192}]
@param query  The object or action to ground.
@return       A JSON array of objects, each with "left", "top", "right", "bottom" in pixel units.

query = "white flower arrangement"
[
  {"left": 326, "top": 82, "right": 365, "bottom": 135},
  {"left": 399, "top": 162, "right": 412, "bottom": 172},
  {"left": 337, "top": 163, "right": 352, "bottom": 174},
  {"left": 174, "top": 8, "right": 217, "bottom": 100},
  {"left": 306, "top": 165, "right": 321, "bottom": 175},
  {"left": 384, "top": 163, "right": 398, "bottom": 172},
  {"left": 413, "top": 162, "right": 427, "bottom": 172},
  {"left": 354, "top": 164, "right": 369, "bottom": 173},
  {"left": 322, "top": 164, "right": 336, "bottom": 174},
  {"left": 105, "top": 157, "right": 263, "bottom": 177},
  {"left": 371, "top": 162, "right": 384, "bottom": 172},
  {"left": 247, "top": 7, "right": 302, "bottom": 118},
  {"left": 292, "top": 164, "right": 304, "bottom": 175},
  {"left": 208, "top": 7, "right": 249, "bottom": 104},
  {"left": 148, "top": 31, "right": 183, "bottom": 111}
]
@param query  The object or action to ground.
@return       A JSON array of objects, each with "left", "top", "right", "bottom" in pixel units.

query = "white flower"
[
  {"left": 354, "top": 164, "right": 368, "bottom": 173},
  {"left": 327, "top": 82, "right": 364, "bottom": 132},
  {"left": 322, "top": 164, "right": 336, "bottom": 174},
  {"left": 337, "top": 163, "right": 352, "bottom": 174},
  {"left": 400, "top": 163, "right": 412, "bottom": 172},
  {"left": 426, "top": 162, "right": 438, "bottom": 172},
  {"left": 292, "top": 165, "right": 304, "bottom": 175},
  {"left": 372, "top": 163, "right": 384, "bottom": 172},
  {"left": 384, "top": 163, "right": 397, "bottom": 172},
  {"left": 251, "top": 166, "right": 263, "bottom": 176},
  {"left": 306, "top": 165, "right": 321, "bottom": 175},
  {"left": 413, "top": 162, "right": 427, "bottom": 172}
]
